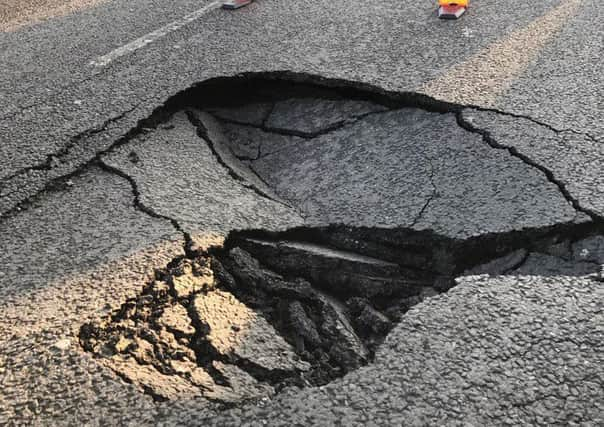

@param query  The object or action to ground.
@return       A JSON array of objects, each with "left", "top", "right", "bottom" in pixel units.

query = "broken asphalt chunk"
[
  {"left": 288, "top": 300, "right": 322, "bottom": 350},
  {"left": 157, "top": 304, "right": 195, "bottom": 337},
  {"left": 223, "top": 247, "right": 316, "bottom": 300},
  {"left": 191, "top": 289, "right": 310, "bottom": 373},
  {"left": 235, "top": 238, "right": 429, "bottom": 298},
  {"left": 108, "top": 357, "right": 202, "bottom": 401},
  {"left": 169, "top": 258, "right": 214, "bottom": 299},
  {"left": 315, "top": 291, "right": 368, "bottom": 370}
]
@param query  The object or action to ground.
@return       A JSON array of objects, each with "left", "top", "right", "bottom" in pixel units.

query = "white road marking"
[{"left": 90, "top": 1, "right": 221, "bottom": 67}]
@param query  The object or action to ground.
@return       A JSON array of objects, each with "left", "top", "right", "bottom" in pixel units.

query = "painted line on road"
[
  {"left": 90, "top": 1, "right": 221, "bottom": 67},
  {"left": 421, "top": 0, "right": 582, "bottom": 107}
]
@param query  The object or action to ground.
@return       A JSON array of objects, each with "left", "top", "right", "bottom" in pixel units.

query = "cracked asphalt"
[{"left": 1, "top": 0, "right": 603, "bottom": 425}]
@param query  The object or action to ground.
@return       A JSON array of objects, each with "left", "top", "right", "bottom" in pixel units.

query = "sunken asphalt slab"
[
  {"left": 1, "top": 0, "right": 603, "bottom": 425},
  {"left": 242, "top": 102, "right": 583, "bottom": 237},
  {"left": 101, "top": 111, "right": 302, "bottom": 237}
]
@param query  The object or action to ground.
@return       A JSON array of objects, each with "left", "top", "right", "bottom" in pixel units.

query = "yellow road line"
[
  {"left": 422, "top": 0, "right": 583, "bottom": 107},
  {"left": 1, "top": 0, "right": 109, "bottom": 32}
]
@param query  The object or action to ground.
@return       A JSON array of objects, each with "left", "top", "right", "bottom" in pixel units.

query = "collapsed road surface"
[{"left": 1, "top": 76, "right": 602, "bottom": 425}]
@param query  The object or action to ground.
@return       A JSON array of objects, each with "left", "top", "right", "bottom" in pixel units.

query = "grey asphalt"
[
  {"left": 2, "top": 0, "right": 602, "bottom": 214},
  {"left": 242, "top": 105, "right": 582, "bottom": 237},
  {"left": 461, "top": 110, "right": 604, "bottom": 218},
  {"left": 189, "top": 275, "right": 604, "bottom": 427},
  {"left": 1, "top": 0, "right": 603, "bottom": 425},
  {"left": 0, "top": 167, "right": 183, "bottom": 424},
  {"left": 102, "top": 112, "right": 302, "bottom": 236}
]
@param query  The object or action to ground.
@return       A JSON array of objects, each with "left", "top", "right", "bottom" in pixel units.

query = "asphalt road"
[
  {"left": 0, "top": 0, "right": 107, "bottom": 31},
  {"left": 1, "top": 0, "right": 602, "bottom": 214},
  {"left": 1, "top": 0, "right": 603, "bottom": 425}
]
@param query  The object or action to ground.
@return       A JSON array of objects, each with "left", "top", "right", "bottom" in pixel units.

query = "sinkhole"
[{"left": 79, "top": 75, "right": 603, "bottom": 406}]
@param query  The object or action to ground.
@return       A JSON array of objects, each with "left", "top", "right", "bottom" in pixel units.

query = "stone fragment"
[
  {"left": 150, "top": 280, "right": 171, "bottom": 300},
  {"left": 130, "top": 338, "right": 155, "bottom": 365},
  {"left": 114, "top": 336, "right": 132, "bottom": 353},
  {"left": 316, "top": 291, "right": 368, "bottom": 369},
  {"left": 572, "top": 236, "right": 604, "bottom": 264},
  {"left": 357, "top": 305, "right": 391, "bottom": 334},
  {"left": 191, "top": 290, "right": 309, "bottom": 373},
  {"left": 51, "top": 338, "right": 71, "bottom": 351},
  {"left": 346, "top": 298, "right": 391, "bottom": 336},
  {"left": 169, "top": 258, "right": 214, "bottom": 299},
  {"left": 288, "top": 301, "right": 321, "bottom": 349},
  {"left": 170, "top": 359, "right": 197, "bottom": 375},
  {"left": 157, "top": 304, "right": 195, "bottom": 336},
  {"left": 346, "top": 297, "right": 370, "bottom": 316},
  {"left": 108, "top": 357, "right": 202, "bottom": 401},
  {"left": 155, "top": 329, "right": 196, "bottom": 362}
]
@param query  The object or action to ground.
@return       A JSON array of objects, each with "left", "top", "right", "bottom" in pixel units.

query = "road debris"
[{"left": 438, "top": 0, "right": 468, "bottom": 19}]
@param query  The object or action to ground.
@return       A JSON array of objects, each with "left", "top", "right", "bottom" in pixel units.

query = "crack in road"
[
  {"left": 80, "top": 90, "right": 604, "bottom": 403},
  {"left": 410, "top": 154, "right": 437, "bottom": 229},
  {"left": 214, "top": 108, "right": 389, "bottom": 141},
  {"left": 455, "top": 111, "right": 600, "bottom": 222},
  {"left": 1, "top": 103, "right": 140, "bottom": 185},
  {"left": 462, "top": 105, "right": 603, "bottom": 145},
  {"left": 1, "top": 73, "right": 601, "bottom": 416},
  {"left": 78, "top": 219, "right": 604, "bottom": 404},
  {"left": 3, "top": 73, "right": 600, "bottom": 226},
  {"left": 185, "top": 110, "right": 293, "bottom": 211},
  {"left": 96, "top": 159, "right": 193, "bottom": 253}
]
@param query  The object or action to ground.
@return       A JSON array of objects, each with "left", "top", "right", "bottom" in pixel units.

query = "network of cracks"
[{"left": 80, "top": 78, "right": 604, "bottom": 406}]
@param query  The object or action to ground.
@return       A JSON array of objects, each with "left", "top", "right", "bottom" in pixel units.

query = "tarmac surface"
[
  {"left": 1, "top": 0, "right": 603, "bottom": 425},
  {"left": 0, "top": 0, "right": 107, "bottom": 31}
]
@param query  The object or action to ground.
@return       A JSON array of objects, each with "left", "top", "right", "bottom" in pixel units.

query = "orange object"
[
  {"left": 438, "top": 0, "right": 468, "bottom": 19},
  {"left": 439, "top": 0, "right": 469, "bottom": 6}
]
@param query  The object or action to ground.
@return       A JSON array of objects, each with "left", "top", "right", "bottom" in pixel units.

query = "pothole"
[
  {"left": 79, "top": 229, "right": 437, "bottom": 404},
  {"left": 79, "top": 75, "right": 603, "bottom": 407},
  {"left": 79, "top": 225, "right": 603, "bottom": 405}
]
